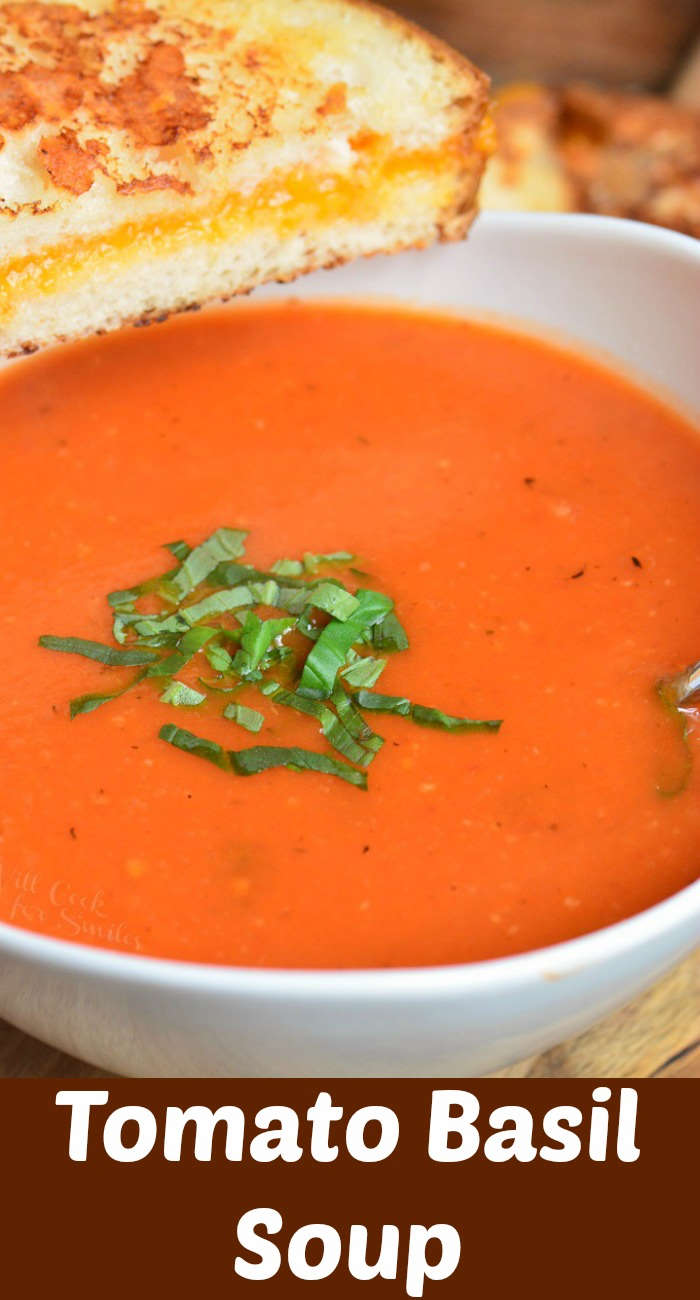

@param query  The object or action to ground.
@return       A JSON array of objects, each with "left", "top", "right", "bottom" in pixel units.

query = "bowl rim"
[{"left": 1, "top": 211, "right": 698, "bottom": 999}]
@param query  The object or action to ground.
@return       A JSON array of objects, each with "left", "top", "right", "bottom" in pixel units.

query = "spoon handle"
[{"left": 671, "top": 660, "right": 700, "bottom": 705}]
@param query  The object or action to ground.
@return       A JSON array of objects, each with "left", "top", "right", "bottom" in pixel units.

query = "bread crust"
[{"left": 482, "top": 80, "right": 700, "bottom": 239}]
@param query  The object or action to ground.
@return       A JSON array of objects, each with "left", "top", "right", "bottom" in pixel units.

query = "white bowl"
[{"left": 1, "top": 213, "right": 698, "bottom": 1076}]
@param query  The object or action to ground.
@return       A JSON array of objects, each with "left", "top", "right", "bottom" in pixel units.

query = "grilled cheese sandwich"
[{"left": 0, "top": 0, "right": 491, "bottom": 355}]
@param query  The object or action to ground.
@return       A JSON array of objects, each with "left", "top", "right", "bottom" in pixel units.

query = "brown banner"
[{"left": 2, "top": 1080, "right": 695, "bottom": 1295}]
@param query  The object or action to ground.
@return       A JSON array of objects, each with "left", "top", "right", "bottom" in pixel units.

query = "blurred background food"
[{"left": 390, "top": 0, "right": 700, "bottom": 235}]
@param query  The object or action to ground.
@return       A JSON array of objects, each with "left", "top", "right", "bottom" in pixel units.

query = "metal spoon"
[{"left": 666, "top": 659, "right": 700, "bottom": 707}]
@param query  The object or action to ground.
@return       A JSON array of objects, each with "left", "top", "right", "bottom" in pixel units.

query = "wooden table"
[{"left": 1, "top": 950, "right": 697, "bottom": 1078}]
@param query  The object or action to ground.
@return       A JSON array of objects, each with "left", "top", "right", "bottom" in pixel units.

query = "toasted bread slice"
[
  {"left": 483, "top": 80, "right": 700, "bottom": 239},
  {"left": 0, "top": 0, "right": 490, "bottom": 356},
  {"left": 480, "top": 83, "right": 575, "bottom": 214}
]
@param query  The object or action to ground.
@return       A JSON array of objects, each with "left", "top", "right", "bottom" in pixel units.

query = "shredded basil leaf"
[
  {"left": 223, "top": 702, "right": 265, "bottom": 733},
  {"left": 355, "top": 689, "right": 501, "bottom": 732},
  {"left": 230, "top": 745, "right": 366, "bottom": 788},
  {"left": 371, "top": 611, "right": 410, "bottom": 653},
  {"left": 159, "top": 723, "right": 229, "bottom": 769},
  {"left": 146, "top": 626, "right": 218, "bottom": 678},
  {"left": 159, "top": 681, "right": 207, "bottom": 707},
  {"left": 203, "top": 643, "right": 232, "bottom": 674},
  {"left": 248, "top": 579, "right": 280, "bottom": 607},
  {"left": 411, "top": 704, "right": 501, "bottom": 732},
  {"left": 303, "top": 550, "right": 355, "bottom": 572},
  {"left": 179, "top": 586, "right": 253, "bottom": 626},
  {"left": 306, "top": 581, "right": 359, "bottom": 622},
  {"left": 271, "top": 558, "right": 304, "bottom": 576},
  {"left": 332, "top": 685, "right": 384, "bottom": 754},
  {"left": 164, "top": 540, "right": 191, "bottom": 561},
  {"left": 298, "top": 589, "right": 393, "bottom": 699},
  {"left": 170, "top": 527, "right": 248, "bottom": 599},
  {"left": 269, "top": 685, "right": 378, "bottom": 767},
  {"left": 39, "top": 635, "right": 157, "bottom": 667},
  {"left": 238, "top": 612, "right": 295, "bottom": 674},
  {"left": 341, "top": 655, "right": 387, "bottom": 688},
  {"left": 70, "top": 668, "right": 148, "bottom": 719},
  {"left": 44, "top": 528, "right": 502, "bottom": 792}
]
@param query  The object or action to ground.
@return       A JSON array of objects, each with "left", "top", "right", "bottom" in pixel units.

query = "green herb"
[
  {"left": 108, "top": 589, "right": 140, "bottom": 612},
  {"left": 70, "top": 669, "right": 148, "bottom": 718},
  {"left": 223, "top": 702, "right": 265, "bottom": 733},
  {"left": 332, "top": 685, "right": 383, "bottom": 755},
  {"left": 371, "top": 611, "right": 410, "bottom": 653},
  {"left": 248, "top": 579, "right": 280, "bottom": 607},
  {"left": 160, "top": 676, "right": 206, "bottom": 707},
  {"left": 303, "top": 550, "right": 355, "bottom": 572},
  {"left": 305, "top": 581, "right": 359, "bottom": 622},
  {"left": 164, "top": 540, "right": 191, "bottom": 561},
  {"left": 180, "top": 586, "right": 253, "bottom": 626},
  {"left": 231, "top": 745, "right": 367, "bottom": 788},
  {"left": 204, "top": 642, "right": 234, "bottom": 674},
  {"left": 411, "top": 705, "right": 502, "bottom": 733},
  {"left": 159, "top": 681, "right": 206, "bottom": 708},
  {"left": 269, "top": 685, "right": 378, "bottom": 767},
  {"left": 271, "top": 558, "right": 304, "bottom": 577},
  {"left": 39, "top": 635, "right": 157, "bottom": 667},
  {"left": 238, "top": 612, "right": 295, "bottom": 674},
  {"left": 355, "top": 689, "right": 501, "bottom": 732},
  {"left": 159, "top": 723, "right": 229, "bottom": 769},
  {"left": 147, "top": 626, "right": 218, "bottom": 677},
  {"left": 170, "top": 527, "right": 248, "bottom": 599},
  {"left": 43, "top": 530, "right": 502, "bottom": 791},
  {"left": 298, "top": 589, "right": 393, "bottom": 698},
  {"left": 341, "top": 654, "right": 387, "bottom": 688}
]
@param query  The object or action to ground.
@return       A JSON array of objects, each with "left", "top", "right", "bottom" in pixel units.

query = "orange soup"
[{"left": 1, "top": 302, "right": 699, "bottom": 967}]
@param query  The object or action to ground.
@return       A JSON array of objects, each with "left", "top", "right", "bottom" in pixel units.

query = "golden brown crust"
[
  {"left": 485, "top": 80, "right": 700, "bottom": 239},
  {"left": 560, "top": 84, "right": 700, "bottom": 238},
  {"left": 38, "top": 127, "right": 106, "bottom": 193},
  {"left": 0, "top": 0, "right": 489, "bottom": 202}
]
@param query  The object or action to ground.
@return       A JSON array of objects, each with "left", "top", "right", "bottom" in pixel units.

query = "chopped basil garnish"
[
  {"left": 298, "top": 589, "right": 393, "bottom": 699},
  {"left": 159, "top": 723, "right": 229, "bottom": 769},
  {"left": 306, "top": 581, "right": 359, "bottom": 622},
  {"left": 223, "top": 703, "right": 265, "bottom": 733},
  {"left": 303, "top": 550, "right": 355, "bottom": 572},
  {"left": 205, "top": 643, "right": 234, "bottom": 674},
  {"left": 164, "top": 540, "right": 191, "bottom": 561},
  {"left": 179, "top": 586, "right": 253, "bottom": 626},
  {"left": 170, "top": 527, "right": 248, "bottom": 599},
  {"left": 147, "top": 626, "right": 218, "bottom": 678},
  {"left": 411, "top": 704, "right": 502, "bottom": 732},
  {"left": 42, "top": 530, "right": 502, "bottom": 789},
  {"left": 239, "top": 612, "right": 295, "bottom": 673},
  {"left": 39, "top": 635, "right": 157, "bottom": 667},
  {"left": 231, "top": 745, "right": 367, "bottom": 788},
  {"left": 159, "top": 681, "right": 206, "bottom": 708},
  {"left": 271, "top": 557, "right": 304, "bottom": 577},
  {"left": 371, "top": 611, "right": 410, "bottom": 652},
  {"left": 341, "top": 654, "right": 387, "bottom": 688},
  {"left": 70, "top": 668, "right": 148, "bottom": 718},
  {"left": 355, "top": 689, "right": 502, "bottom": 732}
]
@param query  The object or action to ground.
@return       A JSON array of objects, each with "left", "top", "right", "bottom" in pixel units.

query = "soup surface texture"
[{"left": 1, "top": 303, "right": 699, "bottom": 967}]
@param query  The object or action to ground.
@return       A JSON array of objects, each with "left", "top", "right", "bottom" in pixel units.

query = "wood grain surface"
[{"left": 0, "top": 950, "right": 696, "bottom": 1078}]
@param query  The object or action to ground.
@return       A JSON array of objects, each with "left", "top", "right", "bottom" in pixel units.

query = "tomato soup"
[{"left": 1, "top": 302, "right": 699, "bottom": 967}]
